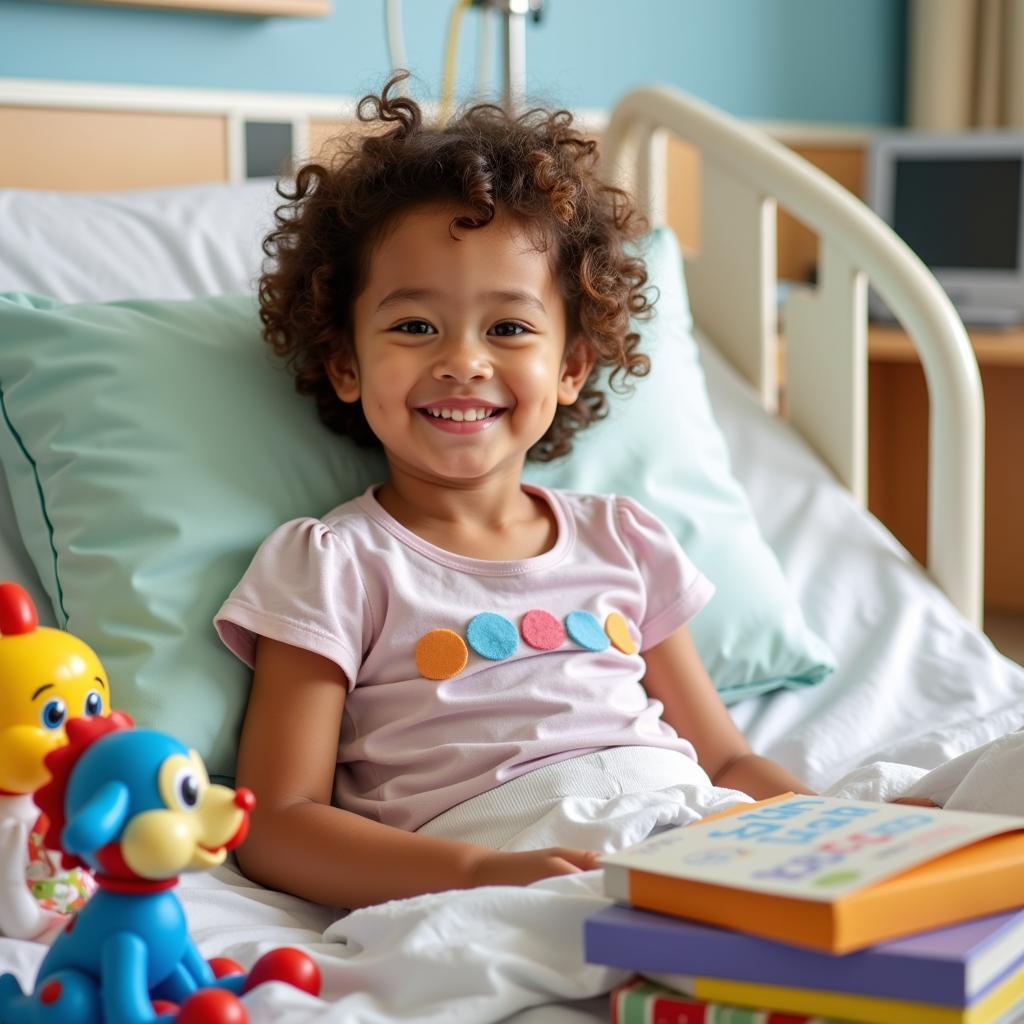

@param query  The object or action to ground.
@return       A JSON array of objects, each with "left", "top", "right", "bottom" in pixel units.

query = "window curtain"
[{"left": 908, "top": 0, "right": 1024, "bottom": 129}]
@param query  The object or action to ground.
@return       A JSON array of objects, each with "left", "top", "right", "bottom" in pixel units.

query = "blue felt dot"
[
  {"left": 565, "top": 610, "right": 610, "bottom": 652},
  {"left": 466, "top": 612, "right": 519, "bottom": 661}
]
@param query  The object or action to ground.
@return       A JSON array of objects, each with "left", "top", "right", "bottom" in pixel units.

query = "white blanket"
[
  {"left": 207, "top": 776, "right": 744, "bottom": 1022},
  {"left": 6, "top": 732, "right": 1022, "bottom": 1024}
]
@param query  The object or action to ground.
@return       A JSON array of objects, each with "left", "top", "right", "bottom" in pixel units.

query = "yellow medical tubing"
[{"left": 440, "top": 0, "right": 473, "bottom": 123}]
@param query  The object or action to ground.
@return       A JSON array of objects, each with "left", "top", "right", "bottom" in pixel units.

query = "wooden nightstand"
[{"left": 867, "top": 323, "right": 1024, "bottom": 617}]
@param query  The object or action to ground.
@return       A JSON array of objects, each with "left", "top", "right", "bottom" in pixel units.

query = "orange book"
[{"left": 600, "top": 794, "right": 1024, "bottom": 954}]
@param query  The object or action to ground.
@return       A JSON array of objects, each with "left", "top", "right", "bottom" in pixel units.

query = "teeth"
[{"left": 425, "top": 407, "right": 494, "bottom": 421}]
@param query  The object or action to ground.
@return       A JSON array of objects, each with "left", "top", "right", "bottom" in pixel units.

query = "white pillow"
[{"left": 0, "top": 179, "right": 280, "bottom": 302}]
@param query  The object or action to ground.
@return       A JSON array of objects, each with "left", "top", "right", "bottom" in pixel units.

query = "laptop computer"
[{"left": 865, "top": 132, "right": 1024, "bottom": 328}]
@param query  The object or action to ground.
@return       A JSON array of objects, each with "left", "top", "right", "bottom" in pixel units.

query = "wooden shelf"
[
  {"left": 762, "top": 136, "right": 1024, "bottom": 612},
  {"left": 72, "top": 0, "right": 331, "bottom": 16},
  {"left": 866, "top": 326, "right": 1024, "bottom": 613},
  {"left": 869, "top": 322, "right": 1024, "bottom": 367}
]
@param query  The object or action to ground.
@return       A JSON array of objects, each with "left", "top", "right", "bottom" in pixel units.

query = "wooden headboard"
[
  {"left": 0, "top": 77, "right": 868, "bottom": 283},
  {"left": 0, "top": 78, "right": 356, "bottom": 190}
]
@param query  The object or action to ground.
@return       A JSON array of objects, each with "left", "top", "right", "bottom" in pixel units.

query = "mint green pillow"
[{"left": 0, "top": 228, "right": 832, "bottom": 781}]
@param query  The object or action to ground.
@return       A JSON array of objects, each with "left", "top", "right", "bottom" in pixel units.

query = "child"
[{"left": 215, "top": 72, "right": 812, "bottom": 911}]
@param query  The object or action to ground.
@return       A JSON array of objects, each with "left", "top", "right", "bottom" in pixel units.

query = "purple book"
[{"left": 584, "top": 904, "right": 1024, "bottom": 1007}]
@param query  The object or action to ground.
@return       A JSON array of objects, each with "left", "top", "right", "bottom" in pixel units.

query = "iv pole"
[
  {"left": 471, "top": 0, "right": 546, "bottom": 113},
  {"left": 387, "top": 0, "right": 545, "bottom": 116}
]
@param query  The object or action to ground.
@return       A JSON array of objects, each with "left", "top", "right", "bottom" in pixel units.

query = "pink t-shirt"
[{"left": 215, "top": 484, "right": 714, "bottom": 832}]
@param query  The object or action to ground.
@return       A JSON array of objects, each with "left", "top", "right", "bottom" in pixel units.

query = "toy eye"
[
  {"left": 158, "top": 753, "right": 209, "bottom": 813},
  {"left": 83, "top": 690, "right": 103, "bottom": 717},
  {"left": 175, "top": 769, "right": 200, "bottom": 810},
  {"left": 40, "top": 698, "right": 67, "bottom": 731}
]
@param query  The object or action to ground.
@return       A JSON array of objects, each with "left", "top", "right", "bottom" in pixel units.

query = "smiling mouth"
[
  {"left": 418, "top": 406, "right": 505, "bottom": 422},
  {"left": 416, "top": 408, "right": 507, "bottom": 434}
]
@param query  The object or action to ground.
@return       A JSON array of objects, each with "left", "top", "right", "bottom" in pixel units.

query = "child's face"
[{"left": 329, "top": 203, "right": 593, "bottom": 485}]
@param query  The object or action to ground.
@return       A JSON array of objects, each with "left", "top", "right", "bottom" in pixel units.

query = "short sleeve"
[
  {"left": 614, "top": 496, "right": 715, "bottom": 651},
  {"left": 214, "top": 518, "right": 371, "bottom": 691}
]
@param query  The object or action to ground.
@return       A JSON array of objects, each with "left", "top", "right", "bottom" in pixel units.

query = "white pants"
[{"left": 416, "top": 746, "right": 754, "bottom": 854}]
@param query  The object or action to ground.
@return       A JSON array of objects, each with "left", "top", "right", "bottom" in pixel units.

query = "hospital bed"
[{"left": 0, "top": 81, "right": 1021, "bottom": 1023}]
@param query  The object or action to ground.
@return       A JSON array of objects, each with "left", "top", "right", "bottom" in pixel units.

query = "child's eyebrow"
[{"left": 376, "top": 287, "right": 547, "bottom": 314}]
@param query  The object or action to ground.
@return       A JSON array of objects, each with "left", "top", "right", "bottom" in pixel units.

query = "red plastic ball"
[
  {"left": 242, "top": 947, "right": 321, "bottom": 997},
  {"left": 175, "top": 989, "right": 248, "bottom": 1024},
  {"left": 208, "top": 957, "right": 245, "bottom": 979}
]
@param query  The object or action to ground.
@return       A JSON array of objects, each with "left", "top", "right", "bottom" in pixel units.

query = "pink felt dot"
[{"left": 521, "top": 609, "right": 566, "bottom": 651}]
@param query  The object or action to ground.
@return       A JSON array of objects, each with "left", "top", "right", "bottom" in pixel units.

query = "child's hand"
[
  {"left": 889, "top": 796, "right": 939, "bottom": 807},
  {"left": 467, "top": 847, "right": 602, "bottom": 888}
]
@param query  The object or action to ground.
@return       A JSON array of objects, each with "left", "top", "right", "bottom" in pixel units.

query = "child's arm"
[
  {"left": 640, "top": 625, "right": 815, "bottom": 799},
  {"left": 235, "top": 637, "right": 600, "bottom": 908}
]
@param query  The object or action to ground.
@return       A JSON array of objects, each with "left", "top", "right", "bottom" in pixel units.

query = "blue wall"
[{"left": 0, "top": 0, "right": 906, "bottom": 124}]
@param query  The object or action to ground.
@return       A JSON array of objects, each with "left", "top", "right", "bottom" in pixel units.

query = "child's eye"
[
  {"left": 394, "top": 320, "right": 436, "bottom": 336},
  {"left": 491, "top": 322, "right": 528, "bottom": 338}
]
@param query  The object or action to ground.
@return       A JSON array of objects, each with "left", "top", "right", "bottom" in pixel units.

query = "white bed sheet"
[{"left": 700, "top": 330, "right": 1024, "bottom": 781}]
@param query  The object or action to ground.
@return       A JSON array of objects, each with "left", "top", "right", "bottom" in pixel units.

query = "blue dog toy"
[{"left": 0, "top": 712, "right": 320, "bottom": 1024}]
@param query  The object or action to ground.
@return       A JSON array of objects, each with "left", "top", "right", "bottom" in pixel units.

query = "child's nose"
[{"left": 432, "top": 337, "right": 493, "bottom": 383}]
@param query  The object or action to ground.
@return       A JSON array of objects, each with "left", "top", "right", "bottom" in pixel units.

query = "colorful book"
[
  {"left": 639, "top": 967, "right": 1024, "bottom": 1024},
  {"left": 586, "top": 904, "right": 1024, "bottom": 1006},
  {"left": 600, "top": 794, "right": 1024, "bottom": 953},
  {"left": 610, "top": 978, "right": 835, "bottom": 1024}
]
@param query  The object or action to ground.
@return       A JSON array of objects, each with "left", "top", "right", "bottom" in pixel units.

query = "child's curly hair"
[{"left": 260, "top": 72, "right": 654, "bottom": 462}]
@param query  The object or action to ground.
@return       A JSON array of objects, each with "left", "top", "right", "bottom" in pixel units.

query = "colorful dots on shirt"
[
  {"left": 467, "top": 612, "right": 519, "bottom": 661},
  {"left": 520, "top": 609, "right": 565, "bottom": 651},
  {"left": 565, "top": 610, "right": 610, "bottom": 652},
  {"left": 605, "top": 611, "right": 639, "bottom": 655},
  {"left": 416, "top": 607, "right": 640, "bottom": 679},
  {"left": 415, "top": 628, "right": 469, "bottom": 681}
]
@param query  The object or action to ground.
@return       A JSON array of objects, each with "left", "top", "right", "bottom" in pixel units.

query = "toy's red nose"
[{"left": 234, "top": 787, "right": 256, "bottom": 812}]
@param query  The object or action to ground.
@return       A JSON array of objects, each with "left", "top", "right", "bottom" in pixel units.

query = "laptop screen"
[{"left": 892, "top": 156, "right": 1021, "bottom": 271}]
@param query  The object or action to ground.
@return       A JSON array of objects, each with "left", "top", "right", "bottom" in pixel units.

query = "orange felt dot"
[
  {"left": 605, "top": 612, "right": 638, "bottom": 655},
  {"left": 415, "top": 629, "right": 469, "bottom": 680}
]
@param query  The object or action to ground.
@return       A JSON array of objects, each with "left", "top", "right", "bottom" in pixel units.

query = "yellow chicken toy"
[{"left": 0, "top": 581, "right": 106, "bottom": 939}]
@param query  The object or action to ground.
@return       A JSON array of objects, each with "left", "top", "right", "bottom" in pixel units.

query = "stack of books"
[
  {"left": 588, "top": 794, "right": 1024, "bottom": 1024},
  {"left": 610, "top": 976, "right": 836, "bottom": 1023}
]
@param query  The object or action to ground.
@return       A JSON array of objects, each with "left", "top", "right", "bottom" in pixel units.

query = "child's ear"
[
  {"left": 557, "top": 335, "right": 596, "bottom": 405},
  {"left": 325, "top": 353, "right": 361, "bottom": 403}
]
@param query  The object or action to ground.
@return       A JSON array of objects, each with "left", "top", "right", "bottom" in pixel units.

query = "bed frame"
[
  {"left": 0, "top": 78, "right": 985, "bottom": 626},
  {"left": 604, "top": 86, "right": 984, "bottom": 627}
]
